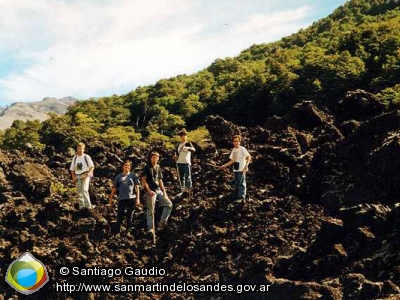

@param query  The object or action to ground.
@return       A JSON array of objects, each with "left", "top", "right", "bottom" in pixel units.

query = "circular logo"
[{"left": 6, "top": 252, "right": 49, "bottom": 295}]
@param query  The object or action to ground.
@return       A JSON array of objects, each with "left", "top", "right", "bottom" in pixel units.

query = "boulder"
[{"left": 8, "top": 163, "right": 52, "bottom": 201}]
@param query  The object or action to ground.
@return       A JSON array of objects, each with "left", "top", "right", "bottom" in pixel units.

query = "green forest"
[{"left": 1, "top": 0, "right": 399, "bottom": 152}]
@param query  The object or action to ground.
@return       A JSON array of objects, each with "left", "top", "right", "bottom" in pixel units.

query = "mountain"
[{"left": 0, "top": 97, "right": 76, "bottom": 130}]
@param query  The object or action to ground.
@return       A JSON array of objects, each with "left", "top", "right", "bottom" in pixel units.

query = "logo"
[{"left": 5, "top": 252, "right": 49, "bottom": 295}]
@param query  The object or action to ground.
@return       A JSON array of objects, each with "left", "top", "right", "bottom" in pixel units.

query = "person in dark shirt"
[
  {"left": 109, "top": 160, "right": 141, "bottom": 234},
  {"left": 141, "top": 152, "right": 173, "bottom": 240}
]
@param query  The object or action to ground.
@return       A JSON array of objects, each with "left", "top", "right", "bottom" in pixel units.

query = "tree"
[
  {"left": 70, "top": 112, "right": 101, "bottom": 144},
  {"left": 145, "top": 105, "right": 185, "bottom": 136},
  {"left": 126, "top": 87, "right": 153, "bottom": 129},
  {"left": 40, "top": 113, "right": 73, "bottom": 151},
  {"left": 0, "top": 130, "right": 4, "bottom": 148},
  {"left": 377, "top": 84, "right": 400, "bottom": 108},
  {"left": 101, "top": 126, "right": 142, "bottom": 148},
  {"left": 3, "top": 119, "right": 43, "bottom": 150},
  {"left": 176, "top": 94, "right": 204, "bottom": 119}
]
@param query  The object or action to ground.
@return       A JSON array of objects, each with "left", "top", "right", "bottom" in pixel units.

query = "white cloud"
[
  {"left": 232, "top": 6, "right": 312, "bottom": 35},
  {"left": 0, "top": 0, "right": 319, "bottom": 104}
]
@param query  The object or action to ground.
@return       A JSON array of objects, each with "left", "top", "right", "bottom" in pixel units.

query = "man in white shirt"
[
  {"left": 175, "top": 129, "right": 195, "bottom": 192},
  {"left": 69, "top": 142, "right": 95, "bottom": 209},
  {"left": 220, "top": 135, "right": 251, "bottom": 201}
]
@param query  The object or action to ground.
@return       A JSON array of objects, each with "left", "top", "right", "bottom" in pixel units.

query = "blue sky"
[{"left": 0, "top": 0, "right": 348, "bottom": 107}]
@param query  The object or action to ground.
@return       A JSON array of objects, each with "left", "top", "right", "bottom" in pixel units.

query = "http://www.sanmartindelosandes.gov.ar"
[{"left": 5, "top": 252, "right": 49, "bottom": 295}]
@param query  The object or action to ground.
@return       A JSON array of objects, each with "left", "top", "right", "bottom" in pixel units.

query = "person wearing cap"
[
  {"left": 174, "top": 129, "right": 195, "bottom": 192},
  {"left": 219, "top": 135, "right": 251, "bottom": 201},
  {"left": 140, "top": 151, "right": 173, "bottom": 238},
  {"left": 69, "top": 142, "right": 95, "bottom": 209}
]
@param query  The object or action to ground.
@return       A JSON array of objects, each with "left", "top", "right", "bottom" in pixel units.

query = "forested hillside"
[{"left": 1, "top": 0, "right": 399, "bottom": 152}]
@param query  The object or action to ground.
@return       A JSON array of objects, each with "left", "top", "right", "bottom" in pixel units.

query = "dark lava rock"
[
  {"left": 336, "top": 89, "right": 386, "bottom": 122},
  {"left": 8, "top": 163, "right": 52, "bottom": 201},
  {"left": 2, "top": 106, "right": 400, "bottom": 299}
]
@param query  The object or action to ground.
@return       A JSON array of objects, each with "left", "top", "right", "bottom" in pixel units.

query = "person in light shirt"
[
  {"left": 219, "top": 135, "right": 251, "bottom": 201},
  {"left": 69, "top": 142, "right": 95, "bottom": 209},
  {"left": 175, "top": 129, "right": 195, "bottom": 192}
]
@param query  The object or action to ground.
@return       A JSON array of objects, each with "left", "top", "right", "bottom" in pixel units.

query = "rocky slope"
[
  {"left": 1, "top": 90, "right": 400, "bottom": 299},
  {"left": 0, "top": 97, "right": 76, "bottom": 130}
]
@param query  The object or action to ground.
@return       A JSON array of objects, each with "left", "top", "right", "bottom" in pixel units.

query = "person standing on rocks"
[
  {"left": 109, "top": 160, "right": 141, "bottom": 234},
  {"left": 141, "top": 151, "right": 173, "bottom": 240},
  {"left": 70, "top": 142, "right": 95, "bottom": 209},
  {"left": 219, "top": 135, "right": 251, "bottom": 201},
  {"left": 174, "top": 129, "right": 195, "bottom": 194}
]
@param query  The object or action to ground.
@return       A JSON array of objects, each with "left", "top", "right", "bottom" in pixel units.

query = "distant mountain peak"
[
  {"left": 42, "top": 96, "right": 76, "bottom": 102},
  {"left": 0, "top": 97, "right": 77, "bottom": 130}
]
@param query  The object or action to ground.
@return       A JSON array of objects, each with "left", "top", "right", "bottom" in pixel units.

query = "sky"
[{"left": 0, "top": 0, "right": 349, "bottom": 107}]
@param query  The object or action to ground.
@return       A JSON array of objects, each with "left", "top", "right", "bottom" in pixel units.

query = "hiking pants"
[
  {"left": 76, "top": 173, "right": 92, "bottom": 208},
  {"left": 146, "top": 189, "right": 173, "bottom": 230}
]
